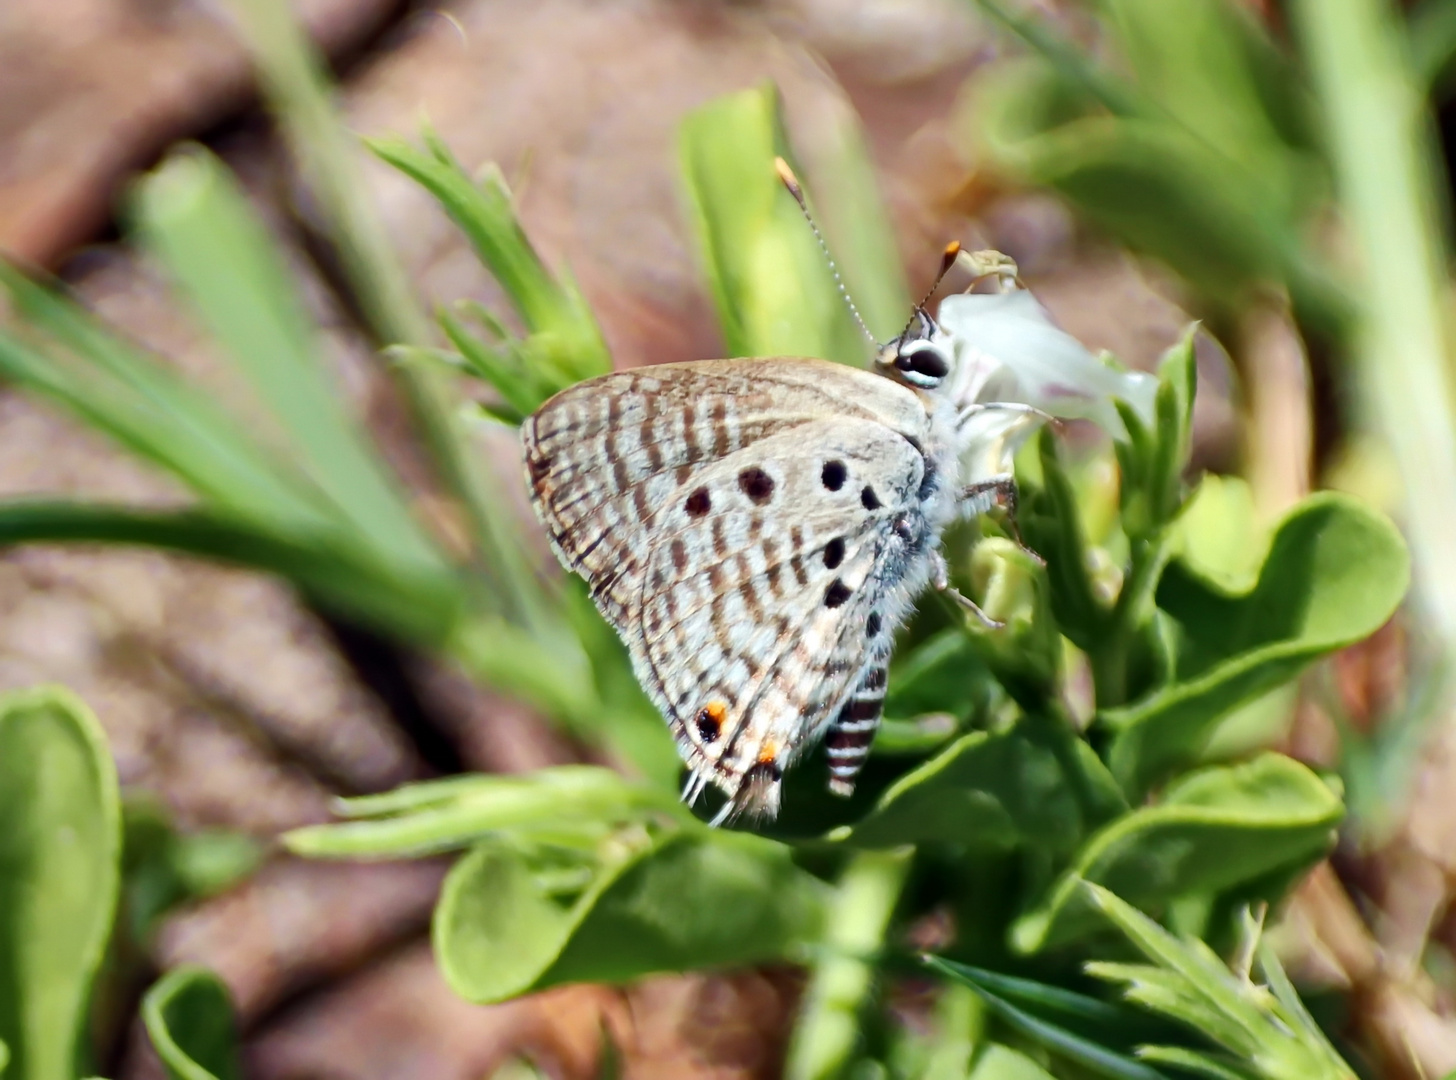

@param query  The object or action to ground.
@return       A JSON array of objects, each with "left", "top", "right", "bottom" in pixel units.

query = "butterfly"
[{"left": 520, "top": 164, "right": 1051, "bottom": 825}]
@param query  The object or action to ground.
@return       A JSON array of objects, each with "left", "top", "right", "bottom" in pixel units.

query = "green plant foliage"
[
  {"left": 966, "top": 0, "right": 1347, "bottom": 329},
  {"left": 1013, "top": 755, "right": 1342, "bottom": 951},
  {"left": 0, "top": 687, "right": 121, "bottom": 1080},
  {"left": 136, "top": 149, "right": 446, "bottom": 576},
  {"left": 370, "top": 131, "right": 611, "bottom": 422},
  {"left": 1083, "top": 887, "right": 1355, "bottom": 1080},
  {"left": 1104, "top": 494, "right": 1409, "bottom": 794},
  {"left": 679, "top": 83, "right": 895, "bottom": 361},
  {"left": 0, "top": 25, "right": 1412, "bottom": 1070},
  {"left": 121, "top": 797, "right": 264, "bottom": 944},
  {"left": 834, "top": 725, "right": 1090, "bottom": 853},
  {"left": 283, "top": 767, "right": 684, "bottom": 860},
  {"left": 925, "top": 958, "right": 1170, "bottom": 1080},
  {"left": 140, "top": 966, "right": 241, "bottom": 1080},
  {"left": 434, "top": 828, "right": 825, "bottom": 1003}
]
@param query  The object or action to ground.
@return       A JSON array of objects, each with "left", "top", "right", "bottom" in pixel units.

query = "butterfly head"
[{"left": 875, "top": 308, "right": 953, "bottom": 391}]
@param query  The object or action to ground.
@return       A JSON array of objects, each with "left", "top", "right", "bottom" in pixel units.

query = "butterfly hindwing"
[{"left": 633, "top": 419, "right": 935, "bottom": 815}]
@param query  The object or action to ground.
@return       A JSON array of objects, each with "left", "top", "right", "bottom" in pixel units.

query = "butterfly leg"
[
  {"left": 960, "top": 477, "right": 1044, "bottom": 566},
  {"left": 931, "top": 550, "right": 1005, "bottom": 629}
]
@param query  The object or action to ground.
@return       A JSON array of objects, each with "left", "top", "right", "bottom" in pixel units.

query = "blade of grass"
[
  {"left": 1290, "top": 0, "right": 1456, "bottom": 667},
  {"left": 217, "top": 0, "right": 542, "bottom": 626},
  {"left": 0, "top": 501, "right": 460, "bottom": 644},
  {"left": 135, "top": 148, "right": 449, "bottom": 576},
  {"left": 924, "top": 956, "right": 1172, "bottom": 1080},
  {"left": 0, "top": 271, "right": 333, "bottom": 533}
]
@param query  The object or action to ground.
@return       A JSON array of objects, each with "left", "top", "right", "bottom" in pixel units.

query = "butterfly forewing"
[{"left": 522, "top": 358, "right": 950, "bottom": 818}]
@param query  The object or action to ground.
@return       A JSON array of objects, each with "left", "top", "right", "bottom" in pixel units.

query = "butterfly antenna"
[
  {"left": 896, "top": 241, "right": 962, "bottom": 340},
  {"left": 774, "top": 157, "right": 877, "bottom": 345}
]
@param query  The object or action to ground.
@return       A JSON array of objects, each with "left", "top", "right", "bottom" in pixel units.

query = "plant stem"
[
  {"left": 1291, "top": 0, "right": 1456, "bottom": 661},
  {"left": 786, "top": 847, "right": 913, "bottom": 1080},
  {"left": 218, "top": 0, "right": 541, "bottom": 626}
]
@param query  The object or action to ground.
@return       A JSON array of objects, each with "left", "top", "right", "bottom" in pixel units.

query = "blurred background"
[{"left": 1, "top": 0, "right": 1453, "bottom": 1076}]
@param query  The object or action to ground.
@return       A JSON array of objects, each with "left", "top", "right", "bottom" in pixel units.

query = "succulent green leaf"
[
  {"left": 832, "top": 725, "right": 1084, "bottom": 853},
  {"left": 1103, "top": 494, "right": 1409, "bottom": 793},
  {"left": 0, "top": 687, "right": 121, "bottom": 1080},
  {"left": 1013, "top": 755, "right": 1341, "bottom": 952},
  {"left": 141, "top": 966, "right": 240, "bottom": 1080},
  {"left": 434, "top": 829, "right": 824, "bottom": 1002}
]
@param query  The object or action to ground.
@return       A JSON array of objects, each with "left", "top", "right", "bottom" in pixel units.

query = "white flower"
[{"left": 934, "top": 288, "right": 1158, "bottom": 484}]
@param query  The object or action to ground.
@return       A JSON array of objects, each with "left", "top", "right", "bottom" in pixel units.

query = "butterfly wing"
[{"left": 522, "top": 358, "right": 945, "bottom": 817}]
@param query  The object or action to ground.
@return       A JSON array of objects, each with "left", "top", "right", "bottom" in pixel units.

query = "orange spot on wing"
[{"left": 758, "top": 740, "right": 779, "bottom": 765}]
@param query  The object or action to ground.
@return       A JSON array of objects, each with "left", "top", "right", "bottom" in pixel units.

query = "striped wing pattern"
[{"left": 521, "top": 358, "right": 938, "bottom": 817}]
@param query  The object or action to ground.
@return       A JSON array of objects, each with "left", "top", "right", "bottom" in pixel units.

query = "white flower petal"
[
  {"left": 958, "top": 404, "right": 1048, "bottom": 485},
  {"left": 936, "top": 291, "right": 1157, "bottom": 439}
]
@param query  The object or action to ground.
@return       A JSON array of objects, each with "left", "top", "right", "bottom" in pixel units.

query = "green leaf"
[
  {"left": 1012, "top": 754, "right": 1341, "bottom": 952},
  {"left": 925, "top": 956, "right": 1171, "bottom": 1080},
  {"left": 832, "top": 724, "right": 1086, "bottom": 854},
  {"left": 930, "top": 963, "right": 1175, "bottom": 1051},
  {"left": 1083, "top": 886, "right": 1356, "bottom": 1080},
  {"left": 1022, "top": 429, "right": 1109, "bottom": 652},
  {"left": 1147, "top": 331, "right": 1197, "bottom": 531},
  {"left": 434, "top": 829, "right": 825, "bottom": 1002},
  {"left": 679, "top": 83, "right": 875, "bottom": 361},
  {"left": 1104, "top": 494, "right": 1410, "bottom": 793},
  {"left": 134, "top": 148, "right": 448, "bottom": 577},
  {"left": 1101, "top": 0, "right": 1318, "bottom": 170},
  {"left": 1169, "top": 475, "right": 1268, "bottom": 595},
  {"left": 368, "top": 134, "right": 609, "bottom": 394},
  {"left": 963, "top": 537, "right": 1063, "bottom": 707},
  {"left": 122, "top": 797, "right": 263, "bottom": 944},
  {"left": 1136, "top": 1047, "right": 1258, "bottom": 1080},
  {"left": 0, "top": 687, "right": 121, "bottom": 1080},
  {"left": 141, "top": 966, "right": 240, "bottom": 1080}
]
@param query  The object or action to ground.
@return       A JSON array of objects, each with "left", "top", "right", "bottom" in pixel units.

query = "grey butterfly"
[{"left": 519, "top": 233, "right": 1056, "bottom": 824}]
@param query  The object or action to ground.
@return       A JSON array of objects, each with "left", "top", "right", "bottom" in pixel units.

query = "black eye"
[{"left": 895, "top": 344, "right": 950, "bottom": 380}]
